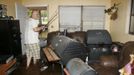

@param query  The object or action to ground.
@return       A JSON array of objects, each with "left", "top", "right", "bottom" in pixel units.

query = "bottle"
[
  {"left": 63, "top": 29, "right": 67, "bottom": 36},
  {"left": 85, "top": 56, "right": 88, "bottom": 64}
]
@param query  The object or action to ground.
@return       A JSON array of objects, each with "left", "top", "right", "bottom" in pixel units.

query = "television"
[{"left": 0, "top": 20, "right": 22, "bottom": 57}]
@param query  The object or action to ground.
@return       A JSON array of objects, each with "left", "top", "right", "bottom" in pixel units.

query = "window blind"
[
  {"left": 82, "top": 6, "right": 105, "bottom": 31},
  {"left": 59, "top": 6, "right": 81, "bottom": 32}
]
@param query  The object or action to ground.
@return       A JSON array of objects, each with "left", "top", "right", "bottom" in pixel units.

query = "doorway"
[{"left": 15, "top": 3, "right": 48, "bottom": 55}]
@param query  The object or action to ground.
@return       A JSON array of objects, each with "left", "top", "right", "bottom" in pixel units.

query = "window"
[
  {"left": 82, "top": 6, "right": 105, "bottom": 31},
  {"left": 27, "top": 7, "right": 48, "bottom": 25},
  {"left": 129, "top": 0, "right": 134, "bottom": 34},
  {"left": 59, "top": 6, "right": 105, "bottom": 32},
  {"left": 27, "top": 7, "right": 48, "bottom": 39},
  {"left": 59, "top": 6, "right": 81, "bottom": 32}
]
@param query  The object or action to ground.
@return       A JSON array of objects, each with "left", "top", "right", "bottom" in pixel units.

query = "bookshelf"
[{"left": 0, "top": 58, "right": 16, "bottom": 75}]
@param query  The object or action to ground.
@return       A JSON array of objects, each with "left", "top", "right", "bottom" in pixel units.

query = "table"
[
  {"left": 43, "top": 47, "right": 60, "bottom": 62},
  {"left": 43, "top": 46, "right": 64, "bottom": 75}
]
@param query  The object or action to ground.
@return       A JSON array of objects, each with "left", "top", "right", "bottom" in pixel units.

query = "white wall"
[
  {"left": 22, "top": 0, "right": 111, "bottom": 32},
  {"left": 110, "top": 0, "right": 134, "bottom": 43}
]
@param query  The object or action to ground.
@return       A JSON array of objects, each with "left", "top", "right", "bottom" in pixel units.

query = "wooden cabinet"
[{"left": 0, "top": 59, "right": 16, "bottom": 75}]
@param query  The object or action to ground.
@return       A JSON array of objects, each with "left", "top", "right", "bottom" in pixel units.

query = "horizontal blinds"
[
  {"left": 59, "top": 6, "right": 81, "bottom": 32},
  {"left": 59, "top": 6, "right": 105, "bottom": 32},
  {"left": 82, "top": 6, "right": 105, "bottom": 31}
]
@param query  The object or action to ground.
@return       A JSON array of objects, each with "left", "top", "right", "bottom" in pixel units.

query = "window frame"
[{"left": 129, "top": 0, "right": 134, "bottom": 34}]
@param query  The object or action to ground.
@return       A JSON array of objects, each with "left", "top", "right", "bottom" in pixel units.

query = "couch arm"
[
  {"left": 99, "top": 55, "right": 118, "bottom": 68},
  {"left": 111, "top": 42, "right": 124, "bottom": 52}
]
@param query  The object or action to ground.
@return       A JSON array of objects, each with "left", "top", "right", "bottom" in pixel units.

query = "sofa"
[{"left": 45, "top": 30, "right": 134, "bottom": 75}]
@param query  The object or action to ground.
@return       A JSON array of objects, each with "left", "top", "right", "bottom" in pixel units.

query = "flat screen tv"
[{"left": 0, "top": 20, "right": 22, "bottom": 57}]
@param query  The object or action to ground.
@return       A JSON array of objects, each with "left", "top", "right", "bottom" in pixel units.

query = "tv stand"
[{"left": 0, "top": 59, "right": 16, "bottom": 75}]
